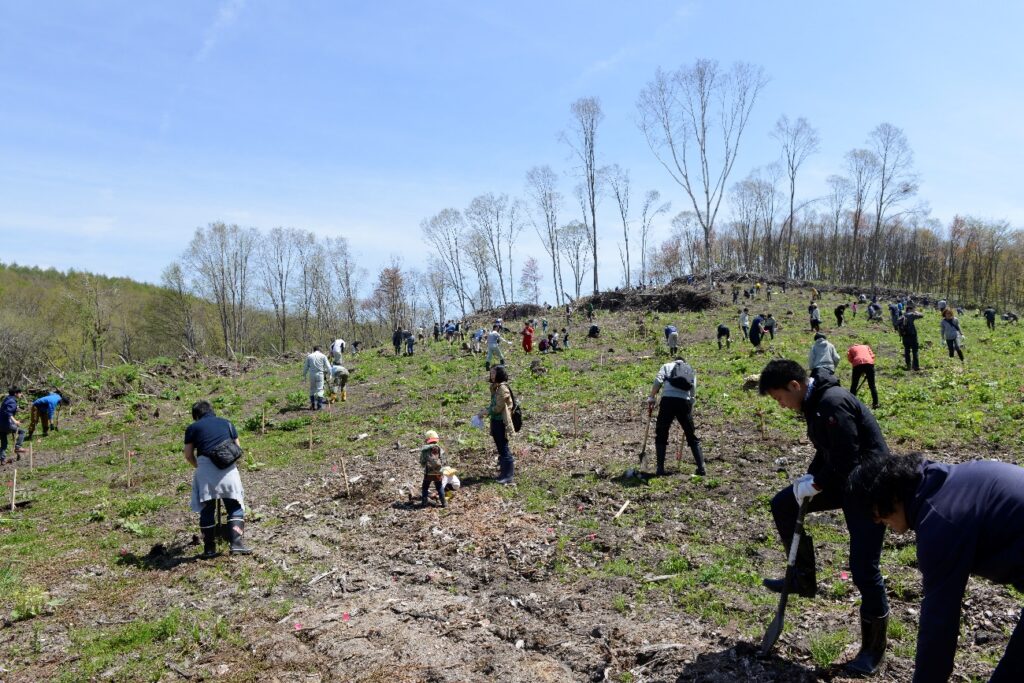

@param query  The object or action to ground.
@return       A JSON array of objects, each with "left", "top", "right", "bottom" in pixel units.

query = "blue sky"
[{"left": 2, "top": 1, "right": 1022, "bottom": 297}]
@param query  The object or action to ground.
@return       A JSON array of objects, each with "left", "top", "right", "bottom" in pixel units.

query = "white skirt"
[{"left": 190, "top": 456, "right": 245, "bottom": 512}]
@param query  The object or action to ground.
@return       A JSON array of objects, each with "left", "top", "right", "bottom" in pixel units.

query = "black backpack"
[
  {"left": 505, "top": 384, "right": 524, "bottom": 433},
  {"left": 666, "top": 361, "right": 695, "bottom": 391},
  {"left": 895, "top": 315, "right": 909, "bottom": 336}
]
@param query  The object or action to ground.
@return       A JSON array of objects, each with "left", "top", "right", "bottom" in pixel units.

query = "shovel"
[
  {"left": 628, "top": 403, "right": 654, "bottom": 478},
  {"left": 760, "top": 499, "right": 810, "bottom": 656}
]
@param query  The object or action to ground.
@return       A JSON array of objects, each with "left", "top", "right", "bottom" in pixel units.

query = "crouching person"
[
  {"left": 758, "top": 359, "right": 890, "bottom": 675},
  {"left": 848, "top": 453, "right": 1024, "bottom": 683},
  {"left": 184, "top": 400, "right": 252, "bottom": 558}
]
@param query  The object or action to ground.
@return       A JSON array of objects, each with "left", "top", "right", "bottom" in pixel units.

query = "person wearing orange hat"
[{"left": 419, "top": 430, "right": 447, "bottom": 508}]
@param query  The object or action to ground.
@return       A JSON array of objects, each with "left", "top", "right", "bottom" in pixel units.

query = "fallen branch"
[
  {"left": 613, "top": 500, "right": 631, "bottom": 520},
  {"left": 308, "top": 568, "right": 338, "bottom": 586}
]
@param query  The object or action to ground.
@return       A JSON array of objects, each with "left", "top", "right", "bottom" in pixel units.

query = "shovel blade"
[{"left": 760, "top": 609, "right": 784, "bottom": 656}]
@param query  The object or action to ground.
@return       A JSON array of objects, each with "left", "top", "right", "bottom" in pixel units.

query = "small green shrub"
[{"left": 808, "top": 629, "right": 849, "bottom": 668}]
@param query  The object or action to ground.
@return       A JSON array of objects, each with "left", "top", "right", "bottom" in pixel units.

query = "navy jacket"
[
  {"left": 802, "top": 370, "right": 890, "bottom": 493},
  {"left": 1, "top": 395, "right": 18, "bottom": 432},
  {"left": 906, "top": 460, "right": 1024, "bottom": 683},
  {"left": 184, "top": 413, "right": 239, "bottom": 457}
]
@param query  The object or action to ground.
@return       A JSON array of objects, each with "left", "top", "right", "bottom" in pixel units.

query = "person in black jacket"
[
  {"left": 758, "top": 359, "right": 891, "bottom": 676},
  {"left": 848, "top": 453, "right": 1024, "bottom": 683}
]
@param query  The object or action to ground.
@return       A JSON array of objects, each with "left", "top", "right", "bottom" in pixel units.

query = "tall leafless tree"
[
  {"left": 525, "top": 165, "right": 564, "bottom": 306},
  {"left": 607, "top": 164, "right": 634, "bottom": 287},
  {"left": 772, "top": 115, "right": 820, "bottom": 278},
  {"left": 561, "top": 97, "right": 603, "bottom": 294},
  {"left": 867, "top": 123, "right": 918, "bottom": 292},
  {"left": 327, "top": 236, "right": 363, "bottom": 341},
  {"left": 638, "top": 59, "right": 767, "bottom": 287},
  {"left": 257, "top": 226, "right": 299, "bottom": 353},
  {"left": 466, "top": 193, "right": 514, "bottom": 305},
  {"left": 421, "top": 208, "right": 471, "bottom": 317},
  {"left": 559, "top": 221, "right": 591, "bottom": 300},
  {"left": 160, "top": 261, "right": 201, "bottom": 355},
  {"left": 638, "top": 190, "right": 671, "bottom": 287},
  {"left": 844, "top": 148, "right": 880, "bottom": 284},
  {"left": 825, "top": 175, "right": 851, "bottom": 280}
]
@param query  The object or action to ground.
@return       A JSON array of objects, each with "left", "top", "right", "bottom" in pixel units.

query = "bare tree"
[
  {"left": 825, "top": 175, "right": 851, "bottom": 280},
  {"left": 327, "top": 236, "right": 363, "bottom": 341},
  {"left": 160, "top": 261, "right": 201, "bottom": 354},
  {"left": 258, "top": 226, "right": 299, "bottom": 353},
  {"left": 466, "top": 193, "right": 513, "bottom": 305},
  {"left": 772, "top": 115, "right": 820, "bottom": 277},
  {"left": 638, "top": 190, "right": 671, "bottom": 286},
  {"left": 363, "top": 258, "right": 409, "bottom": 330},
  {"left": 421, "top": 208, "right": 471, "bottom": 317},
  {"left": 525, "top": 165, "right": 564, "bottom": 306},
  {"left": 561, "top": 97, "right": 603, "bottom": 294},
  {"left": 464, "top": 229, "right": 493, "bottom": 310},
  {"left": 519, "top": 256, "right": 542, "bottom": 304},
  {"left": 505, "top": 198, "right": 526, "bottom": 302},
  {"left": 425, "top": 258, "right": 448, "bottom": 326},
  {"left": 867, "top": 123, "right": 918, "bottom": 291},
  {"left": 844, "top": 148, "right": 880, "bottom": 283},
  {"left": 558, "top": 221, "right": 591, "bottom": 300},
  {"left": 607, "top": 164, "right": 633, "bottom": 287},
  {"left": 638, "top": 59, "right": 768, "bottom": 287},
  {"left": 184, "top": 222, "right": 258, "bottom": 358}
]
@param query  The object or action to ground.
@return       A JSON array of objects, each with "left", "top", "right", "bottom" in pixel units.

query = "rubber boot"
[
  {"left": 655, "top": 449, "right": 667, "bottom": 476},
  {"left": 309, "top": 396, "right": 316, "bottom": 410},
  {"left": 691, "top": 441, "right": 706, "bottom": 476},
  {"left": 228, "top": 519, "right": 253, "bottom": 555},
  {"left": 763, "top": 533, "right": 817, "bottom": 598},
  {"left": 845, "top": 612, "right": 889, "bottom": 676},
  {"left": 341, "top": 389, "right": 347, "bottom": 402},
  {"left": 200, "top": 526, "right": 219, "bottom": 559}
]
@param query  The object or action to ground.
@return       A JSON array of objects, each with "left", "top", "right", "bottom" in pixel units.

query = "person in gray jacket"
[
  {"left": 940, "top": 307, "right": 965, "bottom": 363},
  {"left": 808, "top": 333, "right": 840, "bottom": 374},
  {"left": 647, "top": 358, "right": 705, "bottom": 476}
]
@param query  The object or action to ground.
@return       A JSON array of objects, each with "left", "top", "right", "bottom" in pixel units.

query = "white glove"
[{"left": 793, "top": 474, "right": 820, "bottom": 504}]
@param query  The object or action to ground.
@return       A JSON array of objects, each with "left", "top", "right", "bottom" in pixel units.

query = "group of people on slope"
[
  {"left": 302, "top": 340, "right": 350, "bottom": 410},
  {"left": 0, "top": 388, "right": 71, "bottom": 464},
  {"left": 520, "top": 320, "right": 570, "bottom": 355}
]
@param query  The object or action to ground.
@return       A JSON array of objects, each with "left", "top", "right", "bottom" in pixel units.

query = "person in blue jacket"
[
  {"left": 848, "top": 453, "right": 1024, "bottom": 683},
  {"left": 757, "top": 359, "right": 891, "bottom": 675},
  {"left": 26, "top": 391, "right": 70, "bottom": 440}
]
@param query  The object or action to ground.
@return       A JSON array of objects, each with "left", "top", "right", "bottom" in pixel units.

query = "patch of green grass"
[
  {"left": 117, "top": 494, "right": 172, "bottom": 518},
  {"left": 808, "top": 629, "right": 850, "bottom": 668},
  {"left": 612, "top": 594, "right": 629, "bottom": 614}
]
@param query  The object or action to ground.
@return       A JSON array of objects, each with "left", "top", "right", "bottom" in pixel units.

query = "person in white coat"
[
  {"left": 329, "top": 338, "right": 346, "bottom": 365},
  {"left": 302, "top": 346, "right": 331, "bottom": 410}
]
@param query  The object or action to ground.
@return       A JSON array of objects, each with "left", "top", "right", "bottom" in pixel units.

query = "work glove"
[
  {"left": 793, "top": 473, "right": 820, "bottom": 504},
  {"left": 646, "top": 396, "right": 656, "bottom": 410}
]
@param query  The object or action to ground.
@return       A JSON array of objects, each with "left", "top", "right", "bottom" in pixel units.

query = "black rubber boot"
[
  {"left": 691, "top": 441, "right": 706, "bottom": 476},
  {"left": 309, "top": 396, "right": 316, "bottom": 410},
  {"left": 200, "top": 526, "right": 219, "bottom": 559},
  {"left": 763, "top": 534, "right": 817, "bottom": 598},
  {"left": 228, "top": 519, "right": 253, "bottom": 555},
  {"left": 845, "top": 612, "right": 888, "bottom": 676}
]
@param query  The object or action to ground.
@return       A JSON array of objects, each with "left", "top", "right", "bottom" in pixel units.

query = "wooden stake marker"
[
  {"left": 261, "top": 407, "right": 267, "bottom": 435},
  {"left": 308, "top": 425, "right": 314, "bottom": 451},
  {"left": 10, "top": 469, "right": 16, "bottom": 511},
  {"left": 127, "top": 450, "right": 134, "bottom": 488},
  {"left": 340, "top": 457, "right": 351, "bottom": 498},
  {"left": 28, "top": 444, "right": 33, "bottom": 471}
]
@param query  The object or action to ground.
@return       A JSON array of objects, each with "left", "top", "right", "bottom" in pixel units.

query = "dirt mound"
[
  {"left": 587, "top": 280, "right": 716, "bottom": 313},
  {"left": 478, "top": 303, "right": 546, "bottom": 321}
]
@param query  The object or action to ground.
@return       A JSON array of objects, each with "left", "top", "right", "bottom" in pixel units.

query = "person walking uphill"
[
  {"left": 757, "top": 360, "right": 891, "bottom": 676},
  {"left": 488, "top": 365, "right": 517, "bottom": 484},
  {"left": 647, "top": 358, "right": 705, "bottom": 476},
  {"left": 302, "top": 346, "right": 331, "bottom": 411},
  {"left": 0, "top": 388, "right": 27, "bottom": 464},
  {"left": 940, "top": 307, "right": 965, "bottom": 363},
  {"left": 184, "top": 400, "right": 251, "bottom": 557},
  {"left": 847, "top": 453, "right": 1024, "bottom": 683},
  {"left": 848, "top": 342, "right": 880, "bottom": 410},
  {"left": 26, "top": 390, "right": 69, "bottom": 440}
]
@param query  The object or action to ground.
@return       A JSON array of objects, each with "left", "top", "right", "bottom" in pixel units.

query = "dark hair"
[
  {"left": 758, "top": 359, "right": 807, "bottom": 395},
  {"left": 814, "top": 333, "right": 826, "bottom": 341},
  {"left": 847, "top": 453, "right": 924, "bottom": 518},
  {"left": 7, "top": 386, "right": 21, "bottom": 396},
  {"left": 491, "top": 365, "right": 509, "bottom": 383},
  {"left": 56, "top": 390, "right": 71, "bottom": 406},
  {"left": 191, "top": 400, "right": 215, "bottom": 421},
  {"left": 313, "top": 345, "right": 321, "bottom": 352}
]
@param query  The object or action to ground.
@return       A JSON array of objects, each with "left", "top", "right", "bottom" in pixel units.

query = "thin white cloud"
[{"left": 196, "top": 0, "right": 246, "bottom": 63}]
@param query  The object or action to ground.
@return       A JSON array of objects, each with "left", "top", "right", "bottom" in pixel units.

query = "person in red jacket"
[
  {"left": 521, "top": 321, "right": 534, "bottom": 353},
  {"left": 847, "top": 343, "right": 879, "bottom": 410}
]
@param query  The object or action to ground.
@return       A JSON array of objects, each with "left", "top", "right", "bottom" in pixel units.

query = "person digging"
[
  {"left": 647, "top": 357, "right": 705, "bottom": 477},
  {"left": 757, "top": 359, "right": 891, "bottom": 676}
]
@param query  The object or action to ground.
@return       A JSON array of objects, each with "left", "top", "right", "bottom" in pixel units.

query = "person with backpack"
[
  {"left": 740, "top": 308, "right": 750, "bottom": 340},
  {"left": 808, "top": 333, "right": 840, "bottom": 374},
  {"left": 809, "top": 303, "right": 822, "bottom": 332},
  {"left": 847, "top": 453, "right": 1024, "bottom": 683},
  {"left": 488, "top": 365, "right": 518, "bottom": 485},
  {"left": 757, "top": 360, "right": 891, "bottom": 675},
  {"left": 26, "top": 390, "right": 69, "bottom": 440},
  {"left": 185, "top": 399, "right": 251, "bottom": 558},
  {"left": 848, "top": 342, "right": 880, "bottom": 410},
  {"left": 419, "top": 430, "right": 447, "bottom": 508},
  {"left": 897, "top": 305, "right": 925, "bottom": 371},
  {"left": 716, "top": 323, "right": 731, "bottom": 349},
  {"left": 0, "top": 387, "right": 27, "bottom": 464},
  {"left": 302, "top": 345, "right": 331, "bottom": 410},
  {"left": 984, "top": 305, "right": 997, "bottom": 331},
  {"left": 647, "top": 357, "right": 705, "bottom": 476},
  {"left": 940, "top": 307, "right": 965, "bottom": 363}
]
